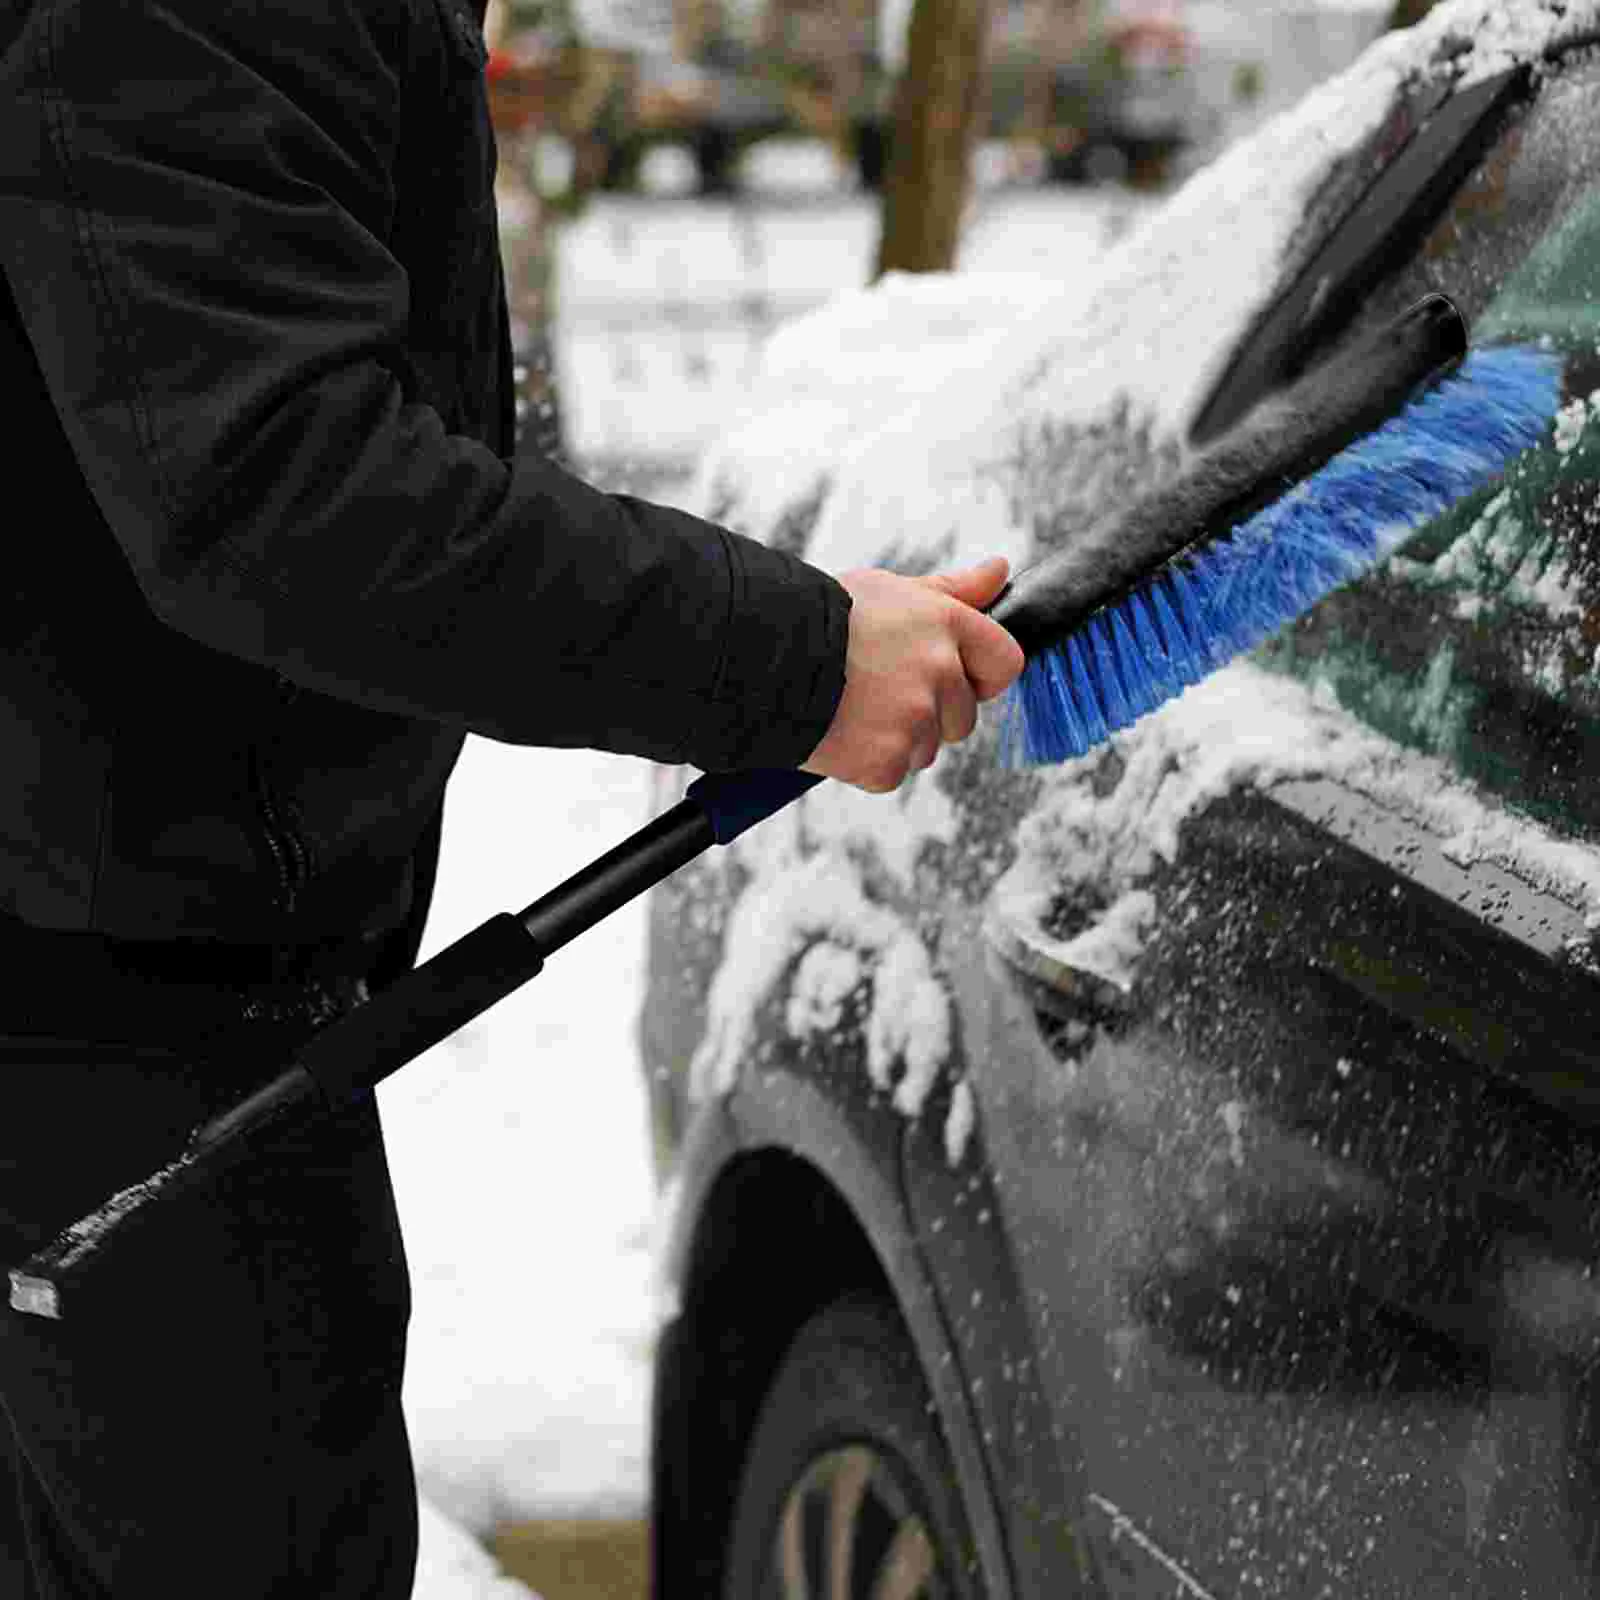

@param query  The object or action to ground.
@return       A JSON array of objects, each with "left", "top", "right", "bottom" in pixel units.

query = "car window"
[{"left": 1256, "top": 54, "right": 1600, "bottom": 845}]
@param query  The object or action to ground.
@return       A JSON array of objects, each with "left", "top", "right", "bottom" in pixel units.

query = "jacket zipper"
[{"left": 251, "top": 676, "right": 312, "bottom": 917}]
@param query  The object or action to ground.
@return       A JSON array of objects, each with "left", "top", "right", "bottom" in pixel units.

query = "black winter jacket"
[{"left": 0, "top": 0, "right": 849, "bottom": 957}]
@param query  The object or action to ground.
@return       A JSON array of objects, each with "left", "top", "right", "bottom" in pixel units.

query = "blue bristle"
[
  {"left": 1150, "top": 575, "right": 1204, "bottom": 686},
  {"left": 1010, "top": 640, "right": 1093, "bottom": 765},
  {"left": 1066, "top": 632, "right": 1107, "bottom": 750},
  {"left": 1039, "top": 647, "right": 1089, "bottom": 760},
  {"left": 1127, "top": 591, "right": 1174, "bottom": 705},
  {"left": 1182, "top": 554, "right": 1248, "bottom": 667},
  {"left": 1108, "top": 606, "right": 1157, "bottom": 718},
  {"left": 1000, "top": 342, "right": 1565, "bottom": 767},
  {"left": 1088, "top": 615, "right": 1132, "bottom": 731}
]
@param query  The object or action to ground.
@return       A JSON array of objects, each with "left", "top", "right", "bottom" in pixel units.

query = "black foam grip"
[{"left": 292, "top": 913, "right": 545, "bottom": 1101}]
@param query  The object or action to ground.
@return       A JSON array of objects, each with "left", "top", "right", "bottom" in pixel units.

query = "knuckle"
[{"left": 863, "top": 741, "right": 905, "bottom": 793}]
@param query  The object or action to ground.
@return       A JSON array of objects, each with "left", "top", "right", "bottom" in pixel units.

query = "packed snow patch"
[
  {"left": 944, "top": 1077, "right": 978, "bottom": 1168},
  {"left": 686, "top": 757, "right": 970, "bottom": 1116},
  {"left": 1554, "top": 389, "right": 1600, "bottom": 456},
  {"left": 801, "top": 764, "right": 962, "bottom": 893},
  {"left": 1062, "top": 888, "right": 1159, "bottom": 993},
  {"left": 696, "top": 268, "right": 1068, "bottom": 556},
  {"left": 786, "top": 940, "right": 867, "bottom": 1037},
  {"left": 690, "top": 849, "right": 951, "bottom": 1114},
  {"left": 1402, "top": 487, "right": 1591, "bottom": 623}
]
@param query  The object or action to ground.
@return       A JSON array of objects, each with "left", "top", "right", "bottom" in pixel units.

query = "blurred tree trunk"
[
  {"left": 874, "top": 0, "right": 992, "bottom": 278},
  {"left": 1387, "top": 0, "right": 1439, "bottom": 26}
]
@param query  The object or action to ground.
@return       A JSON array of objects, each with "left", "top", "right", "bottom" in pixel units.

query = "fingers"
[
  {"left": 920, "top": 557, "right": 1027, "bottom": 702},
  {"left": 894, "top": 690, "right": 948, "bottom": 781},
  {"left": 804, "top": 558, "right": 1026, "bottom": 796},
  {"left": 936, "top": 670, "right": 979, "bottom": 746},
  {"left": 952, "top": 606, "right": 1026, "bottom": 701}
]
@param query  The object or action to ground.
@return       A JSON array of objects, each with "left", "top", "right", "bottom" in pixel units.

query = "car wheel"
[
  {"left": 722, "top": 1294, "right": 985, "bottom": 1599},
  {"left": 1081, "top": 143, "right": 1130, "bottom": 186}
]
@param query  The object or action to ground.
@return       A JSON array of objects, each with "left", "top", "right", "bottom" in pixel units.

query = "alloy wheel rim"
[{"left": 770, "top": 1443, "right": 945, "bottom": 1600}]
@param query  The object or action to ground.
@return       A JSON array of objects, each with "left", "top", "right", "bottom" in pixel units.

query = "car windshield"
[{"left": 1258, "top": 63, "right": 1600, "bottom": 845}]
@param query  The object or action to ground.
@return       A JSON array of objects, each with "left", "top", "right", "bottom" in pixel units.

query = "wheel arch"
[{"left": 651, "top": 1075, "right": 1016, "bottom": 1599}]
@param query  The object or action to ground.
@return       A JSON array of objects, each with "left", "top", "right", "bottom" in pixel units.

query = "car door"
[{"left": 942, "top": 51, "right": 1600, "bottom": 1599}]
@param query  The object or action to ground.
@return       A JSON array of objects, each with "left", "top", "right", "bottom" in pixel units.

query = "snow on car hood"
[
  {"left": 693, "top": 0, "right": 1600, "bottom": 579},
  {"left": 680, "top": 0, "right": 1600, "bottom": 1152}
]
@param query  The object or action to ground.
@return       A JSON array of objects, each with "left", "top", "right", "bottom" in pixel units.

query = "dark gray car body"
[{"left": 645, "top": 16, "right": 1600, "bottom": 1597}]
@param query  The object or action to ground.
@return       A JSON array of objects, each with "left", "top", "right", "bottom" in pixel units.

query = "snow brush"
[
  {"left": 7, "top": 294, "right": 1562, "bottom": 1320},
  {"left": 988, "top": 292, "right": 1564, "bottom": 764}
]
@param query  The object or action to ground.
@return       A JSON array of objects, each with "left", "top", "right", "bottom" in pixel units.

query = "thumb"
[{"left": 919, "top": 555, "right": 1012, "bottom": 611}]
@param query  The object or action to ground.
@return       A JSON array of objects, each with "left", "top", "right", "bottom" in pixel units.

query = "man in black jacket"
[{"left": 0, "top": 1, "right": 1021, "bottom": 1594}]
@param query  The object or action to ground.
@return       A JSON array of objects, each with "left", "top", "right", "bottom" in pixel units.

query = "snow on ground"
[
  {"left": 556, "top": 158, "right": 1150, "bottom": 468},
  {"left": 416, "top": 1496, "right": 543, "bottom": 1599},
  {"left": 379, "top": 739, "right": 659, "bottom": 1540}
]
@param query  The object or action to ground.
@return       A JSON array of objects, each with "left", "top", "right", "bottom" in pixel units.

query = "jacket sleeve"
[{"left": 0, "top": 0, "right": 849, "bottom": 772}]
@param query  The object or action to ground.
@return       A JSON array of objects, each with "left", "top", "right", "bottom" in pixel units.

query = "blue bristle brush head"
[{"left": 997, "top": 339, "right": 1565, "bottom": 768}]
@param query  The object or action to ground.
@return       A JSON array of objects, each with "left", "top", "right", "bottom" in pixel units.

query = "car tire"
[{"left": 722, "top": 1293, "right": 986, "bottom": 1599}]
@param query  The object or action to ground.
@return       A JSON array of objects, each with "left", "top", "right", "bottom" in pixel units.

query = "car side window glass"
[{"left": 1258, "top": 57, "right": 1600, "bottom": 845}]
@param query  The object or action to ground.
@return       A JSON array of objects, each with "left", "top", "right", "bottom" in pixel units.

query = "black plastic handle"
[
  {"left": 6, "top": 913, "right": 547, "bottom": 1317},
  {"left": 295, "top": 912, "right": 545, "bottom": 1101}
]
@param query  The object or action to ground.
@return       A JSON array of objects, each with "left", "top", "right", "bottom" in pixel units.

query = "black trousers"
[{"left": 0, "top": 996, "right": 418, "bottom": 1597}]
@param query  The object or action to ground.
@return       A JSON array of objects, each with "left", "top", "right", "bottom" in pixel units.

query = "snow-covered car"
[{"left": 641, "top": 4, "right": 1600, "bottom": 1595}]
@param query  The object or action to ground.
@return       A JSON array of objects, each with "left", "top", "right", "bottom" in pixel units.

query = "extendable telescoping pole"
[{"left": 8, "top": 768, "right": 820, "bottom": 1321}]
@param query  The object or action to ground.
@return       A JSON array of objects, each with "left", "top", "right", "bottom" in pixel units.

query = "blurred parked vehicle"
[
  {"left": 641, "top": 4, "right": 1600, "bottom": 1595},
  {"left": 488, "top": 34, "right": 796, "bottom": 194},
  {"left": 1044, "top": 17, "right": 1196, "bottom": 186},
  {"left": 487, "top": 0, "right": 1385, "bottom": 198}
]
